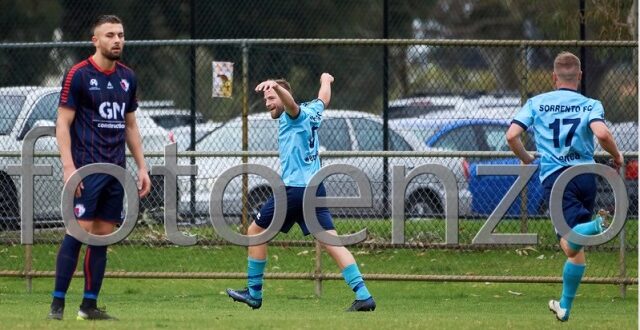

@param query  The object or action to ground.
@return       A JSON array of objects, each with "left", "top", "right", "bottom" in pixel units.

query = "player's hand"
[
  {"left": 255, "top": 80, "right": 279, "bottom": 92},
  {"left": 63, "top": 166, "right": 83, "bottom": 197},
  {"left": 522, "top": 153, "right": 535, "bottom": 165},
  {"left": 137, "top": 169, "right": 151, "bottom": 198},
  {"left": 613, "top": 153, "right": 624, "bottom": 169},
  {"left": 320, "top": 73, "right": 334, "bottom": 84}
]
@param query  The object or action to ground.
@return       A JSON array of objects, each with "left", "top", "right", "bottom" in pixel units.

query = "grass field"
[
  {"left": 0, "top": 277, "right": 636, "bottom": 329},
  {"left": 0, "top": 217, "right": 637, "bottom": 328}
]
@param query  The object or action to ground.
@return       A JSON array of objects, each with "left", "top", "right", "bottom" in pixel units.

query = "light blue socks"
[
  {"left": 559, "top": 260, "right": 586, "bottom": 317},
  {"left": 342, "top": 263, "right": 371, "bottom": 301},
  {"left": 567, "top": 216, "right": 604, "bottom": 251},
  {"left": 247, "top": 257, "right": 266, "bottom": 299}
]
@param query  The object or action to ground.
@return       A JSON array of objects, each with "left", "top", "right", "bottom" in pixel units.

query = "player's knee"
[{"left": 248, "top": 222, "right": 266, "bottom": 235}]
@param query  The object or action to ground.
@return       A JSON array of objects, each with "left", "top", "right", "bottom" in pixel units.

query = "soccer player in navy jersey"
[
  {"left": 48, "top": 15, "right": 150, "bottom": 321},
  {"left": 506, "top": 52, "right": 623, "bottom": 322},
  {"left": 226, "top": 73, "right": 376, "bottom": 312}
]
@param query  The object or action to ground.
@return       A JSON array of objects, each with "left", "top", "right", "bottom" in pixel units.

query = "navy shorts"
[
  {"left": 255, "top": 184, "right": 335, "bottom": 236},
  {"left": 542, "top": 167, "right": 597, "bottom": 238},
  {"left": 73, "top": 173, "right": 125, "bottom": 223}
]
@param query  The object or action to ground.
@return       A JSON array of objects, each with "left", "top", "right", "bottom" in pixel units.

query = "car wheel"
[
  {"left": 0, "top": 172, "right": 20, "bottom": 230},
  {"left": 405, "top": 190, "right": 443, "bottom": 218}
]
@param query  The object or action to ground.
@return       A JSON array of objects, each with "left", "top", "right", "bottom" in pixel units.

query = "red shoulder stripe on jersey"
[
  {"left": 60, "top": 61, "right": 89, "bottom": 104},
  {"left": 116, "top": 61, "right": 134, "bottom": 72}
]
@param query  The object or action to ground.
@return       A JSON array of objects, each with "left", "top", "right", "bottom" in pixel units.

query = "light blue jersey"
[
  {"left": 512, "top": 88, "right": 605, "bottom": 181},
  {"left": 278, "top": 99, "right": 325, "bottom": 187}
]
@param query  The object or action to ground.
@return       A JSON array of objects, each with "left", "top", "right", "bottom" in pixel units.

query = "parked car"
[
  {"left": 393, "top": 111, "right": 638, "bottom": 217},
  {"left": 179, "top": 110, "right": 473, "bottom": 219},
  {"left": 388, "top": 92, "right": 521, "bottom": 119},
  {"left": 596, "top": 122, "right": 638, "bottom": 216},
  {"left": 138, "top": 100, "right": 206, "bottom": 129},
  {"left": 138, "top": 100, "right": 222, "bottom": 151},
  {"left": 0, "top": 86, "right": 60, "bottom": 228},
  {"left": 0, "top": 87, "right": 174, "bottom": 228},
  {"left": 391, "top": 112, "right": 542, "bottom": 217}
]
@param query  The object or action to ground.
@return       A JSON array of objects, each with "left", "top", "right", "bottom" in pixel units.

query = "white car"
[
  {"left": 0, "top": 86, "right": 60, "bottom": 227},
  {"left": 178, "top": 110, "right": 472, "bottom": 219}
]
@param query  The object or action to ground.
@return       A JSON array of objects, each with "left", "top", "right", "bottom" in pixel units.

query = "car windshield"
[
  {"left": 394, "top": 125, "right": 441, "bottom": 147},
  {"left": 197, "top": 119, "right": 278, "bottom": 151},
  {"left": 0, "top": 95, "right": 27, "bottom": 135}
]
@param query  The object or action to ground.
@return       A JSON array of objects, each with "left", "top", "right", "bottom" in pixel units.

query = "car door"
[{"left": 466, "top": 123, "right": 543, "bottom": 216}]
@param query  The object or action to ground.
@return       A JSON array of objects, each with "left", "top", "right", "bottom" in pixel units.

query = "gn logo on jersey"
[{"left": 98, "top": 102, "right": 126, "bottom": 121}]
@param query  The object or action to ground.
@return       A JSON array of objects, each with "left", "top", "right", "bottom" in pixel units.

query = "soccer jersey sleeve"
[
  {"left": 511, "top": 99, "right": 534, "bottom": 130},
  {"left": 128, "top": 75, "right": 138, "bottom": 113},
  {"left": 59, "top": 68, "right": 82, "bottom": 110},
  {"left": 301, "top": 99, "right": 325, "bottom": 126},
  {"left": 587, "top": 101, "right": 605, "bottom": 124}
]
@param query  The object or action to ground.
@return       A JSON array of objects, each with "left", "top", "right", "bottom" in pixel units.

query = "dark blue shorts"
[
  {"left": 255, "top": 184, "right": 335, "bottom": 236},
  {"left": 73, "top": 173, "right": 125, "bottom": 223},
  {"left": 542, "top": 167, "right": 596, "bottom": 237}
]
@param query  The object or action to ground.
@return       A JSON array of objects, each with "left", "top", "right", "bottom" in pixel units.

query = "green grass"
[
  {"left": 0, "top": 217, "right": 637, "bottom": 328},
  {"left": 0, "top": 277, "right": 636, "bottom": 329},
  {"left": 1, "top": 243, "right": 637, "bottom": 278}
]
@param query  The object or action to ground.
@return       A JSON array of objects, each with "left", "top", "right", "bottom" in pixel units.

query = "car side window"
[
  {"left": 20, "top": 92, "right": 58, "bottom": 139},
  {"left": 481, "top": 125, "right": 511, "bottom": 151},
  {"left": 351, "top": 118, "right": 413, "bottom": 151},
  {"left": 432, "top": 126, "right": 479, "bottom": 151},
  {"left": 0, "top": 95, "right": 26, "bottom": 135},
  {"left": 250, "top": 120, "right": 279, "bottom": 151},
  {"left": 318, "top": 118, "right": 351, "bottom": 150},
  {"left": 351, "top": 118, "right": 381, "bottom": 151}
]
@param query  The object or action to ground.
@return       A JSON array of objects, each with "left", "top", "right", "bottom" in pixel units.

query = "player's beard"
[
  {"left": 102, "top": 48, "right": 121, "bottom": 61},
  {"left": 270, "top": 107, "right": 284, "bottom": 119}
]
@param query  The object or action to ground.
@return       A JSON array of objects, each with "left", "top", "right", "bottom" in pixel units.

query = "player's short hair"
[
  {"left": 92, "top": 15, "right": 123, "bottom": 35},
  {"left": 274, "top": 79, "right": 292, "bottom": 94},
  {"left": 553, "top": 51, "right": 581, "bottom": 83}
]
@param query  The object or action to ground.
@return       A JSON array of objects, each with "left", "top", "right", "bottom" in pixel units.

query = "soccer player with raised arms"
[
  {"left": 226, "top": 73, "right": 376, "bottom": 312},
  {"left": 48, "top": 15, "right": 151, "bottom": 321},
  {"left": 506, "top": 51, "right": 623, "bottom": 322}
]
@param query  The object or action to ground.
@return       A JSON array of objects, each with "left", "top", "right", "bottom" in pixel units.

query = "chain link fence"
[{"left": 0, "top": 39, "right": 637, "bottom": 290}]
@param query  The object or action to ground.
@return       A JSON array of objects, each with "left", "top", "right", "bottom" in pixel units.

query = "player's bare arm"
[
  {"left": 317, "top": 73, "right": 333, "bottom": 107},
  {"left": 256, "top": 80, "right": 299, "bottom": 118},
  {"left": 590, "top": 121, "right": 623, "bottom": 168},
  {"left": 124, "top": 112, "right": 151, "bottom": 197},
  {"left": 56, "top": 106, "right": 83, "bottom": 197},
  {"left": 506, "top": 124, "right": 535, "bottom": 164}
]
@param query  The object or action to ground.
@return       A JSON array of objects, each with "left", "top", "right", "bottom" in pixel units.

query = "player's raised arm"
[
  {"left": 256, "top": 80, "right": 299, "bottom": 118},
  {"left": 317, "top": 73, "right": 333, "bottom": 107}
]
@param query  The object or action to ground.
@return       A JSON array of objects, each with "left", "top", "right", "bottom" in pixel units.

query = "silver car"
[{"left": 179, "top": 110, "right": 472, "bottom": 219}]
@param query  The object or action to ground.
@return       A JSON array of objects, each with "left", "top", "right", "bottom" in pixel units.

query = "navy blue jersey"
[{"left": 59, "top": 57, "right": 138, "bottom": 168}]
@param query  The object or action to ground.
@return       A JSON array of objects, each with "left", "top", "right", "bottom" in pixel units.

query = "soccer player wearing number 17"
[
  {"left": 226, "top": 73, "right": 375, "bottom": 312},
  {"left": 506, "top": 51, "right": 623, "bottom": 322}
]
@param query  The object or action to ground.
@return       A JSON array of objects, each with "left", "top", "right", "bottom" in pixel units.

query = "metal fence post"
[
  {"left": 241, "top": 42, "right": 250, "bottom": 234},
  {"left": 315, "top": 241, "right": 323, "bottom": 297},
  {"left": 24, "top": 244, "right": 32, "bottom": 293},
  {"left": 619, "top": 226, "right": 626, "bottom": 298},
  {"left": 518, "top": 44, "right": 529, "bottom": 233}
]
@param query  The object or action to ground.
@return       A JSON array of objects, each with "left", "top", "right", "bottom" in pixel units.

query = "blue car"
[{"left": 392, "top": 116, "right": 544, "bottom": 216}]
